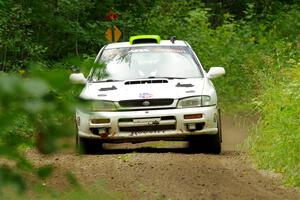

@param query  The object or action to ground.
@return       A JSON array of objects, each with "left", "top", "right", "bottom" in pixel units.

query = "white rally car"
[{"left": 70, "top": 35, "right": 225, "bottom": 154}]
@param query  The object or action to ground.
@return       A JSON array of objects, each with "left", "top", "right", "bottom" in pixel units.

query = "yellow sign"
[{"left": 105, "top": 26, "right": 122, "bottom": 42}]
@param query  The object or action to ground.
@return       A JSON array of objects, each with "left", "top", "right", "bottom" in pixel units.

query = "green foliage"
[
  {"left": 0, "top": 0, "right": 108, "bottom": 71},
  {"left": 249, "top": 67, "right": 300, "bottom": 186},
  {"left": 0, "top": 3, "right": 46, "bottom": 71},
  {"left": 0, "top": 66, "right": 76, "bottom": 193},
  {"left": 243, "top": 5, "right": 300, "bottom": 186}
]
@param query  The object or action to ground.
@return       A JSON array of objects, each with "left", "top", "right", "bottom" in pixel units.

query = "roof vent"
[{"left": 130, "top": 35, "right": 161, "bottom": 45}]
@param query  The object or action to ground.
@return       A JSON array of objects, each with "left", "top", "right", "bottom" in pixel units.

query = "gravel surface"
[{"left": 26, "top": 115, "right": 300, "bottom": 200}]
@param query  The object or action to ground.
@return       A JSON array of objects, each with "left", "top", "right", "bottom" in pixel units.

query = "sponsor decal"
[{"left": 139, "top": 92, "right": 153, "bottom": 99}]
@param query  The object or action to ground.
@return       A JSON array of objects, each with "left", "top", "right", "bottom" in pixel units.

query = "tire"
[
  {"left": 188, "top": 110, "right": 222, "bottom": 154},
  {"left": 76, "top": 135, "right": 104, "bottom": 155},
  {"left": 188, "top": 134, "right": 221, "bottom": 154},
  {"left": 210, "top": 110, "right": 222, "bottom": 154},
  {"left": 209, "top": 132, "right": 221, "bottom": 154},
  {"left": 188, "top": 135, "right": 209, "bottom": 153}
]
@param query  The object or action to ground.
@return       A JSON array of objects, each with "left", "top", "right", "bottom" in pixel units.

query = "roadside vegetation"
[
  {"left": 249, "top": 67, "right": 300, "bottom": 186},
  {"left": 0, "top": 0, "right": 299, "bottom": 196}
]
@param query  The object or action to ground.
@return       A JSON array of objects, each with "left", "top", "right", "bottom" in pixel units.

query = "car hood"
[{"left": 80, "top": 78, "right": 207, "bottom": 101}]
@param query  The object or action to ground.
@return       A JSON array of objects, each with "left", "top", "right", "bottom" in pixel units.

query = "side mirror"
[
  {"left": 70, "top": 73, "right": 87, "bottom": 84},
  {"left": 207, "top": 67, "right": 225, "bottom": 79}
]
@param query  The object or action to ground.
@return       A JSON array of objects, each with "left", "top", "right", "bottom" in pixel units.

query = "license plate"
[
  {"left": 133, "top": 118, "right": 161, "bottom": 123},
  {"left": 130, "top": 130, "right": 164, "bottom": 136}
]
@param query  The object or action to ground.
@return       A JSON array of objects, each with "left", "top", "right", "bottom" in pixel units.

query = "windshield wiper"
[{"left": 147, "top": 76, "right": 186, "bottom": 80}]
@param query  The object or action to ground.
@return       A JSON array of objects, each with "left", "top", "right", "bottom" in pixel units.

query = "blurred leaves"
[
  {"left": 0, "top": 166, "right": 26, "bottom": 194},
  {"left": 0, "top": 61, "right": 79, "bottom": 193},
  {"left": 37, "top": 165, "right": 54, "bottom": 180}
]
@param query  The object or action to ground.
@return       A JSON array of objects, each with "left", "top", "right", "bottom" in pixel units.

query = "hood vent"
[{"left": 125, "top": 79, "right": 168, "bottom": 85}]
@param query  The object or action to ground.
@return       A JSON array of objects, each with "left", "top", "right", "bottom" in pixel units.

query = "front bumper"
[{"left": 76, "top": 106, "right": 219, "bottom": 142}]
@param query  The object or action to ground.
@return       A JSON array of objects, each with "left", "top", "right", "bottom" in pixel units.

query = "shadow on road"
[
  {"left": 84, "top": 142, "right": 230, "bottom": 155},
  {"left": 102, "top": 146, "right": 191, "bottom": 154}
]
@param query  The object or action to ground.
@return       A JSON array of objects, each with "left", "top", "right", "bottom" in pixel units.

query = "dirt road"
[{"left": 27, "top": 114, "right": 300, "bottom": 200}]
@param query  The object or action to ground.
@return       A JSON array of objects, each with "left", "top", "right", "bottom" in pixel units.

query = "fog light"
[
  {"left": 184, "top": 114, "right": 203, "bottom": 119},
  {"left": 98, "top": 128, "right": 107, "bottom": 133},
  {"left": 187, "top": 123, "right": 196, "bottom": 130},
  {"left": 99, "top": 129, "right": 109, "bottom": 138},
  {"left": 90, "top": 128, "right": 110, "bottom": 138},
  {"left": 91, "top": 118, "right": 110, "bottom": 124}
]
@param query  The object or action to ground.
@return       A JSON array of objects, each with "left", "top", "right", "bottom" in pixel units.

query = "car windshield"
[{"left": 91, "top": 46, "right": 203, "bottom": 82}]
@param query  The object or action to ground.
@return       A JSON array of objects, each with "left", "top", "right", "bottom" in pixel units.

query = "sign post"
[{"left": 105, "top": 10, "right": 122, "bottom": 42}]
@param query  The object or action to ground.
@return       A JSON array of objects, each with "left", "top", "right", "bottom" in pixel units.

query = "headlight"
[
  {"left": 177, "top": 96, "right": 214, "bottom": 108},
  {"left": 79, "top": 99, "right": 116, "bottom": 112},
  {"left": 91, "top": 100, "right": 116, "bottom": 111},
  {"left": 201, "top": 96, "right": 213, "bottom": 106}
]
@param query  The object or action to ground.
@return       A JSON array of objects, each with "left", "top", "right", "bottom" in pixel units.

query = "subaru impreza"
[{"left": 70, "top": 35, "right": 225, "bottom": 154}]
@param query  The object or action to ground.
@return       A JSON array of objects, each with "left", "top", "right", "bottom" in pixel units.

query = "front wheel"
[
  {"left": 210, "top": 110, "right": 222, "bottom": 154},
  {"left": 76, "top": 135, "right": 104, "bottom": 155},
  {"left": 209, "top": 131, "right": 221, "bottom": 154},
  {"left": 188, "top": 134, "right": 221, "bottom": 154},
  {"left": 188, "top": 111, "right": 222, "bottom": 154}
]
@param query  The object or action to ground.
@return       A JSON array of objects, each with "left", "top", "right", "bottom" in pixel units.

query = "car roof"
[{"left": 105, "top": 40, "right": 189, "bottom": 49}]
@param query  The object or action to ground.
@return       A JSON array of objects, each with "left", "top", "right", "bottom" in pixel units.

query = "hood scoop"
[
  {"left": 99, "top": 85, "right": 117, "bottom": 91},
  {"left": 125, "top": 79, "right": 168, "bottom": 85}
]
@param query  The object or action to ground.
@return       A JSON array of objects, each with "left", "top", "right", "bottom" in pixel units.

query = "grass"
[{"left": 248, "top": 67, "right": 300, "bottom": 186}]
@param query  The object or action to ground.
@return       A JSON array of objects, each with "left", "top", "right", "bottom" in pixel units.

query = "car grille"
[{"left": 119, "top": 99, "right": 174, "bottom": 108}]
